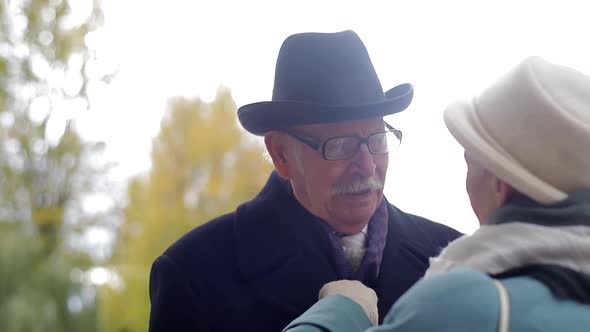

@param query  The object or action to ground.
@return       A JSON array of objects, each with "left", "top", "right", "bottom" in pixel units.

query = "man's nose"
[{"left": 350, "top": 144, "right": 376, "bottom": 177}]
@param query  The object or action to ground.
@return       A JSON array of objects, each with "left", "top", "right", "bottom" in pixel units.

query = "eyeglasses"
[{"left": 285, "top": 123, "right": 402, "bottom": 161}]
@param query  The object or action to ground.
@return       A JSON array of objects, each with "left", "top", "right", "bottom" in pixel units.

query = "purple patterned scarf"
[{"left": 320, "top": 199, "right": 389, "bottom": 285}]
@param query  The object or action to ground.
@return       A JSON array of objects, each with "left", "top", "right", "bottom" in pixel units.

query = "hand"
[{"left": 319, "top": 280, "right": 379, "bottom": 325}]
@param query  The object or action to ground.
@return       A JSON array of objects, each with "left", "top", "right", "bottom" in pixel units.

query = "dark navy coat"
[{"left": 149, "top": 172, "right": 461, "bottom": 331}]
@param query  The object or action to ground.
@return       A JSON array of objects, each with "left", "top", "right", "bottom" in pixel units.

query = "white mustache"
[{"left": 331, "top": 176, "right": 384, "bottom": 195}]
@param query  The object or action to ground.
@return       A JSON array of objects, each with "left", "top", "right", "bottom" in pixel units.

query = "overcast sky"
[{"left": 69, "top": 0, "right": 590, "bottom": 234}]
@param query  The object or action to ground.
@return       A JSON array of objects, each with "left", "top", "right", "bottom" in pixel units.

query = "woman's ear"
[
  {"left": 264, "top": 132, "right": 294, "bottom": 179},
  {"left": 493, "top": 177, "right": 514, "bottom": 207}
]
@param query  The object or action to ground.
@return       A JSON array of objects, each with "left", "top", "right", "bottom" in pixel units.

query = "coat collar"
[
  {"left": 233, "top": 172, "right": 340, "bottom": 319},
  {"left": 234, "top": 171, "right": 334, "bottom": 279}
]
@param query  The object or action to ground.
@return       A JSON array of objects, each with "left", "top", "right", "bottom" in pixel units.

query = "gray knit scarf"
[{"left": 425, "top": 189, "right": 590, "bottom": 292}]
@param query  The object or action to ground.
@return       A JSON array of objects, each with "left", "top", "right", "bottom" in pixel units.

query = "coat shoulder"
[
  {"left": 161, "top": 211, "right": 237, "bottom": 268},
  {"left": 502, "top": 276, "right": 590, "bottom": 331},
  {"left": 149, "top": 211, "right": 244, "bottom": 332},
  {"left": 381, "top": 268, "right": 499, "bottom": 331},
  {"left": 382, "top": 269, "right": 590, "bottom": 332}
]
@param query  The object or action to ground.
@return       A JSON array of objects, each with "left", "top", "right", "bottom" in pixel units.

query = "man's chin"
[
  {"left": 336, "top": 204, "right": 377, "bottom": 226},
  {"left": 333, "top": 214, "right": 373, "bottom": 234}
]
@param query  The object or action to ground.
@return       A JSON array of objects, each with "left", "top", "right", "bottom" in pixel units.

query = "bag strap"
[{"left": 492, "top": 279, "right": 510, "bottom": 332}]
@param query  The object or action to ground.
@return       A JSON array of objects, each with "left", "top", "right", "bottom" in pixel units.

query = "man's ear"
[{"left": 264, "top": 132, "right": 294, "bottom": 179}]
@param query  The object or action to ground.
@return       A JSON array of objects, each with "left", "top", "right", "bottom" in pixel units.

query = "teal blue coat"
[{"left": 284, "top": 268, "right": 590, "bottom": 332}]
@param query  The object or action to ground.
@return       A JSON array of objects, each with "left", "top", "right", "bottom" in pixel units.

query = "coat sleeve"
[
  {"left": 283, "top": 295, "right": 373, "bottom": 332},
  {"left": 284, "top": 269, "right": 502, "bottom": 332},
  {"left": 149, "top": 254, "right": 208, "bottom": 332}
]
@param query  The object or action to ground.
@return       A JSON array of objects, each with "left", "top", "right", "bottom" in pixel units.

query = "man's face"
[{"left": 286, "top": 118, "right": 389, "bottom": 234}]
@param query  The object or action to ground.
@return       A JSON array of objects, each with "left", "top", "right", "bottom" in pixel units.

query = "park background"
[{"left": 1, "top": 0, "right": 589, "bottom": 330}]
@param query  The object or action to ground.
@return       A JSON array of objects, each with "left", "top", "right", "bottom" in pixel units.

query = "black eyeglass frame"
[{"left": 285, "top": 122, "right": 402, "bottom": 161}]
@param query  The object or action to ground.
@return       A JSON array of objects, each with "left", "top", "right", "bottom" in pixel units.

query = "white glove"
[{"left": 318, "top": 280, "right": 379, "bottom": 325}]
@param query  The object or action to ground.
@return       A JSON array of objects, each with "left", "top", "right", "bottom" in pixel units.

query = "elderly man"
[{"left": 148, "top": 30, "right": 461, "bottom": 332}]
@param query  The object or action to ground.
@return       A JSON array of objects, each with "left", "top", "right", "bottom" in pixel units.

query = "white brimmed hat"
[{"left": 444, "top": 56, "right": 590, "bottom": 203}]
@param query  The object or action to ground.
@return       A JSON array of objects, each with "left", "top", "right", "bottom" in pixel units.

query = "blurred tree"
[
  {"left": 0, "top": 0, "right": 112, "bottom": 331},
  {"left": 0, "top": 222, "right": 99, "bottom": 332},
  {"left": 101, "top": 89, "right": 273, "bottom": 332}
]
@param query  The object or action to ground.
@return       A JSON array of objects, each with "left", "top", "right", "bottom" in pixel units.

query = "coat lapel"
[{"left": 234, "top": 172, "right": 340, "bottom": 318}]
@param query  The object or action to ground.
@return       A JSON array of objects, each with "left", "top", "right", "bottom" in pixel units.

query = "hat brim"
[
  {"left": 444, "top": 100, "right": 567, "bottom": 203},
  {"left": 238, "top": 83, "right": 413, "bottom": 135}
]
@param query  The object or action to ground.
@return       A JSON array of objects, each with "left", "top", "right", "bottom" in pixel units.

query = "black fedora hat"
[{"left": 238, "top": 30, "right": 414, "bottom": 135}]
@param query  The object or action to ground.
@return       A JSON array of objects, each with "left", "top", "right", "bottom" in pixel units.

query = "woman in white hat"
[{"left": 283, "top": 56, "right": 590, "bottom": 332}]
